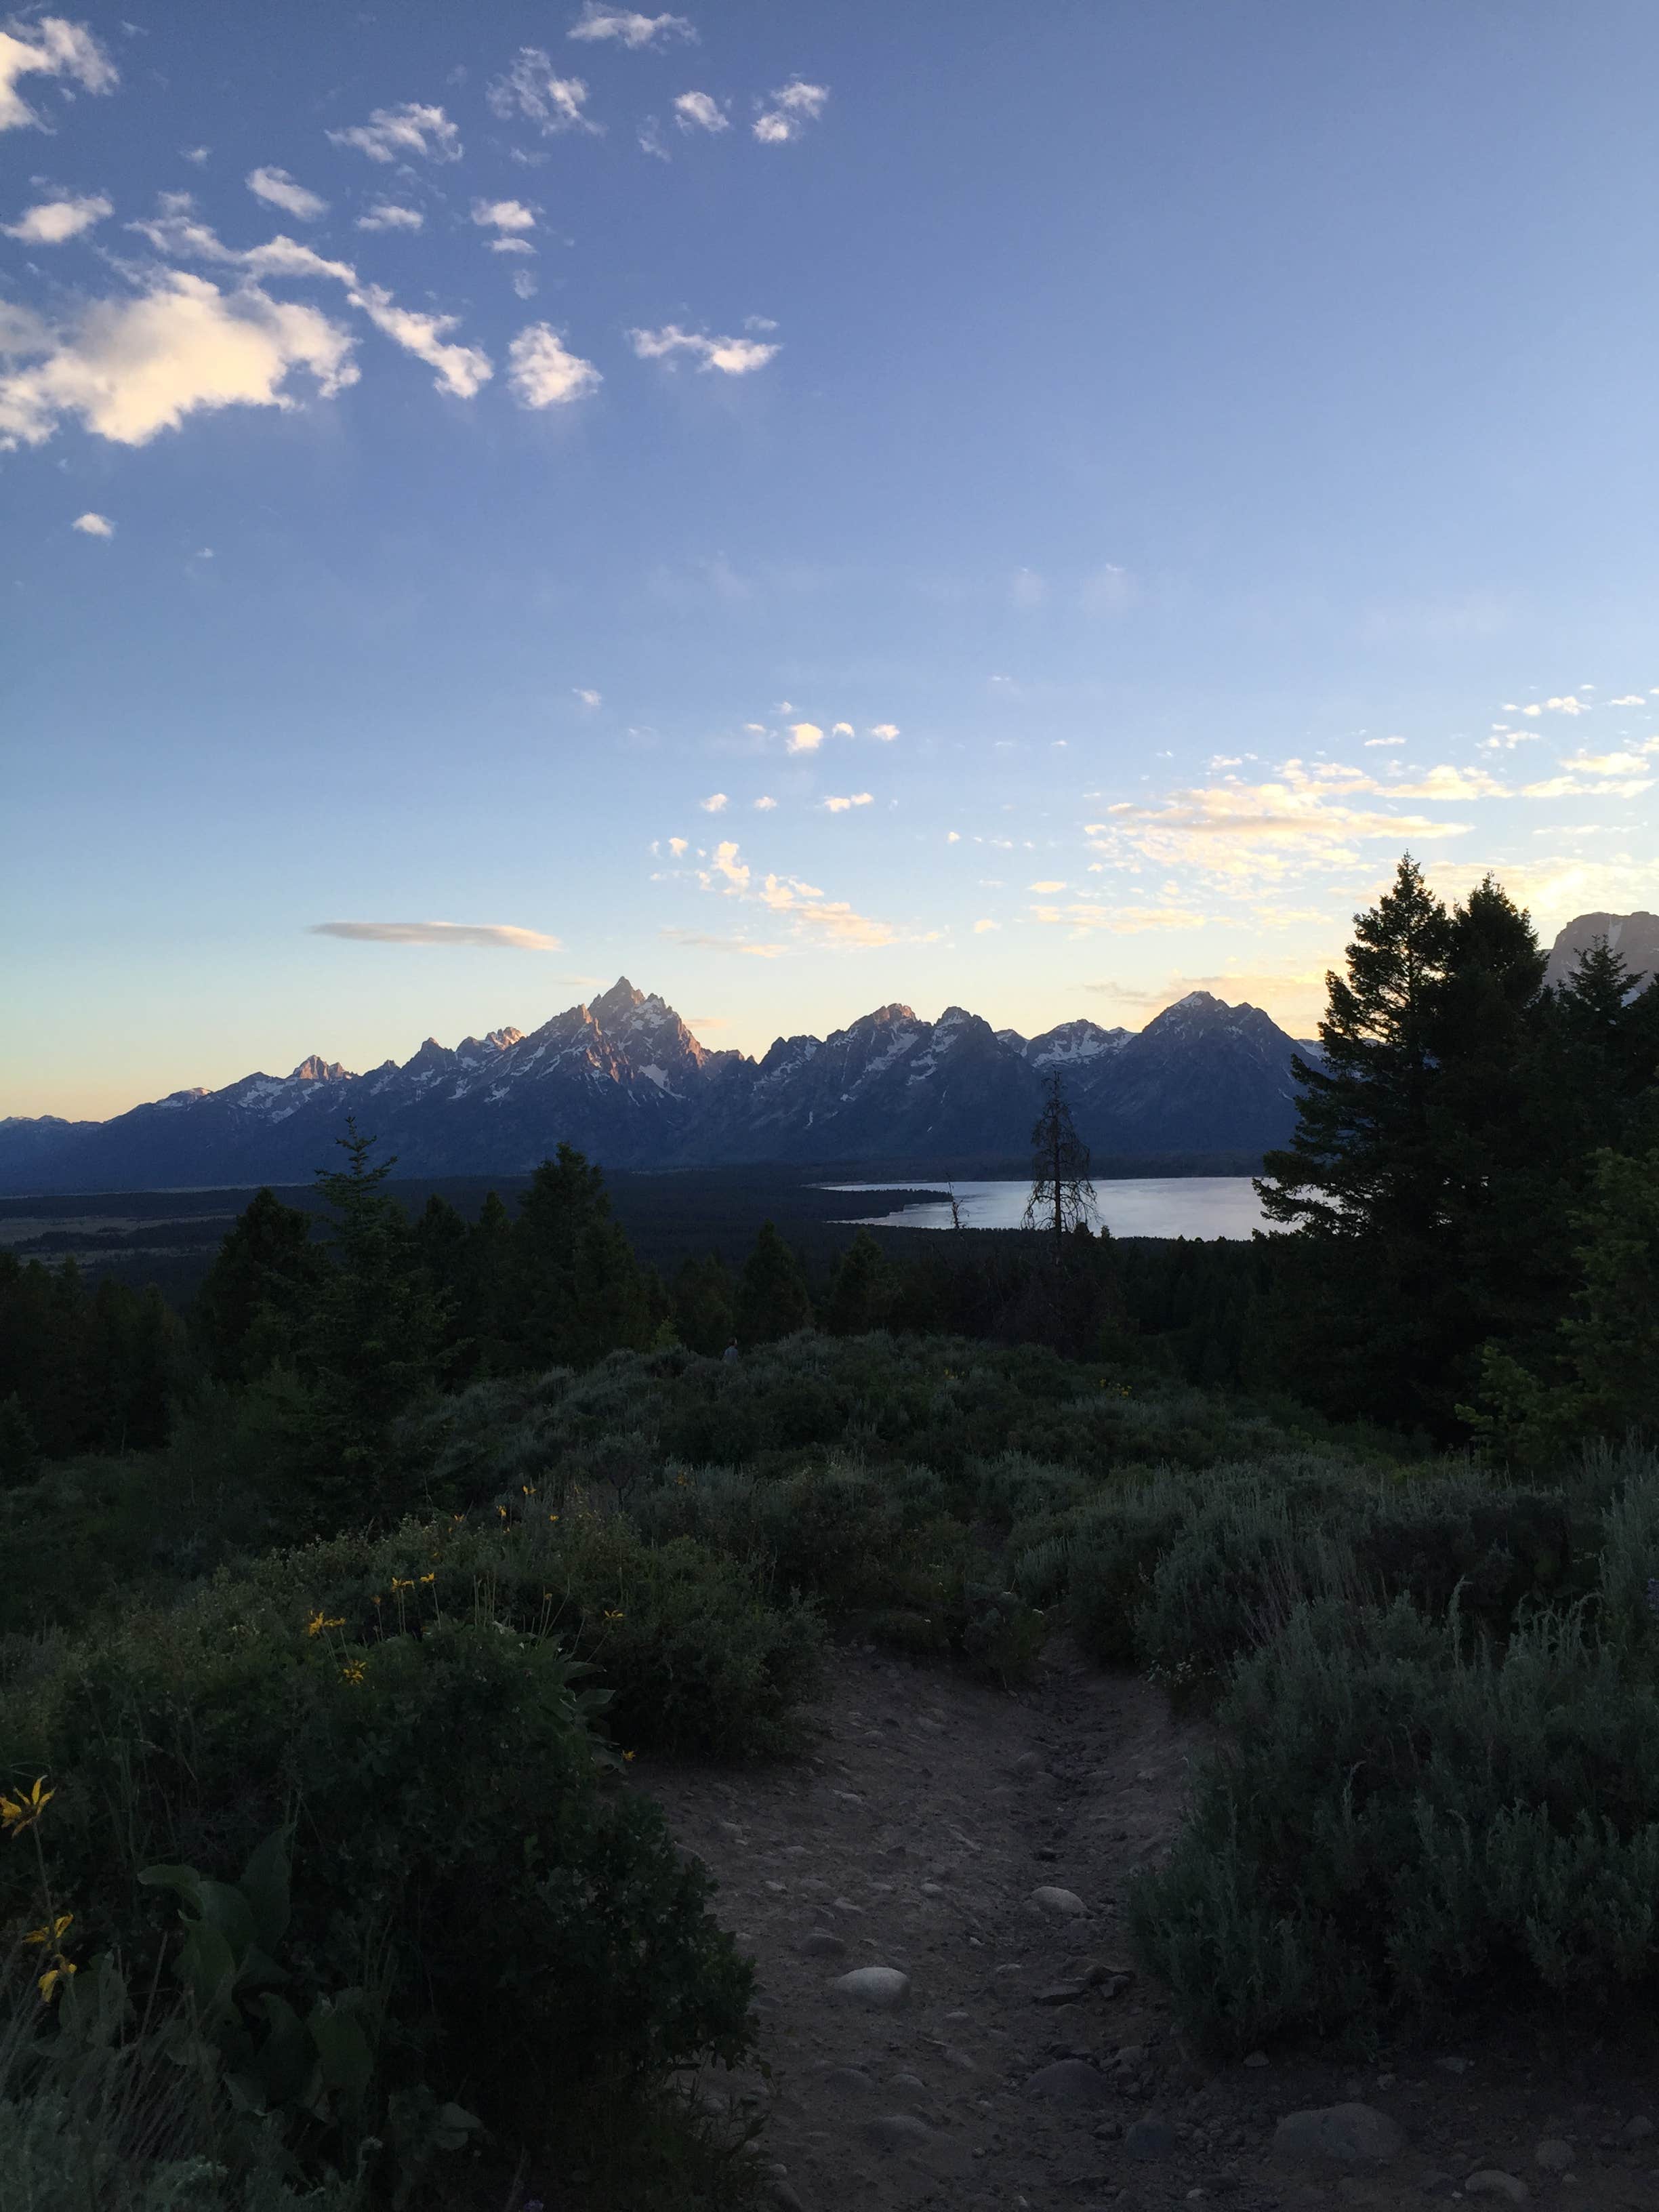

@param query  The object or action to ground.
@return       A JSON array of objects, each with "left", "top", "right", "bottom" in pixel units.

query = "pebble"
[
  {"left": 1534, "top": 2141, "right": 1573, "bottom": 2172},
  {"left": 1464, "top": 2173, "right": 1529, "bottom": 2203},
  {"left": 1243, "top": 2051, "right": 1270, "bottom": 2068},
  {"left": 767, "top": 2182, "right": 806, "bottom": 2211},
  {"left": 1037, "top": 1980, "right": 1093, "bottom": 2005},
  {"left": 1010, "top": 1750, "right": 1044, "bottom": 1777},
  {"left": 822, "top": 2067, "right": 875, "bottom": 2093},
  {"left": 1123, "top": 2117, "right": 1180, "bottom": 2160},
  {"left": 862, "top": 2114, "right": 935, "bottom": 2150},
  {"left": 798, "top": 1931, "right": 848, "bottom": 1960},
  {"left": 1624, "top": 2118, "right": 1656, "bottom": 2144},
  {"left": 1029, "top": 1885, "right": 1088, "bottom": 1917},
  {"left": 1271, "top": 2103, "right": 1406, "bottom": 2169},
  {"left": 831, "top": 1966, "right": 911, "bottom": 2010},
  {"left": 1026, "top": 2059, "right": 1111, "bottom": 2107},
  {"left": 1435, "top": 2056, "right": 1471, "bottom": 2076}
]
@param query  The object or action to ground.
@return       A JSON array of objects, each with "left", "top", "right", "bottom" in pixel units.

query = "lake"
[{"left": 824, "top": 1176, "right": 1270, "bottom": 1241}]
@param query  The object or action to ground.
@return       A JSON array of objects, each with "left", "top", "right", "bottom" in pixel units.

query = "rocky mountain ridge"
[{"left": 1, "top": 979, "right": 1309, "bottom": 1194}]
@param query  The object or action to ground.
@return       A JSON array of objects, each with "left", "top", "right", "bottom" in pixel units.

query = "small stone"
[
  {"left": 767, "top": 2183, "right": 806, "bottom": 2212},
  {"left": 1534, "top": 2142, "right": 1574, "bottom": 2173},
  {"left": 1011, "top": 1750, "right": 1044, "bottom": 1776},
  {"left": 1271, "top": 2103, "right": 1406, "bottom": 2170},
  {"left": 1622, "top": 2118, "right": 1656, "bottom": 2145},
  {"left": 1435, "top": 2056, "right": 1470, "bottom": 2076},
  {"left": 1243, "top": 2051, "right": 1270, "bottom": 2068},
  {"left": 1029, "top": 1885, "right": 1088, "bottom": 1917},
  {"left": 920, "top": 1881, "right": 945, "bottom": 1896},
  {"left": 822, "top": 2066, "right": 875, "bottom": 2093},
  {"left": 863, "top": 2113, "right": 935, "bottom": 2151},
  {"left": 1027, "top": 2059, "right": 1111, "bottom": 2107},
  {"left": 1464, "top": 2173, "right": 1529, "bottom": 2204},
  {"left": 798, "top": 1931, "right": 848, "bottom": 1960},
  {"left": 833, "top": 1790, "right": 865, "bottom": 1807},
  {"left": 1037, "top": 1981, "right": 1092, "bottom": 2005},
  {"left": 1124, "top": 2117, "right": 1180, "bottom": 2160},
  {"left": 890, "top": 2071, "right": 925, "bottom": 2091},
  {"left": 831, "top": 1966, "right": 910, "bottom": 2010},
  {"left": 832, "top": 1896, "right": 865, "bottom": 1914},
  {"left": 1114, "top": 2045, "right": 1147, "bottom": 2069}
]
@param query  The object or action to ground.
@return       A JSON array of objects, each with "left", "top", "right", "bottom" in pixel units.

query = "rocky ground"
[{"left": 630, "top": 1635, "right": 1659, "bottom": 2212}]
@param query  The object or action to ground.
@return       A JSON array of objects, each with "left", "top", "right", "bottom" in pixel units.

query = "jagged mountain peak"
[
  {"left": 588, "top": 976, "right": 646, "bottom": 1028},
  {"left": 289, "top": 1055, "right": 351, "bottom": 1083}
]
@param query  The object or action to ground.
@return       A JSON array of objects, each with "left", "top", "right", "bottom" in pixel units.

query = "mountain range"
[
  {"left": 5, "top": 909, "right": 1630, "bottom": 1196},
  {"left": 1, "top": 982, "right": 1310, "bottom": 1195}
]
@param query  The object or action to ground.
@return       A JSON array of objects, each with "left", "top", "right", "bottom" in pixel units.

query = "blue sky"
[{"left": 5, "top": 0, "right": 1659, "bottom": 1118}]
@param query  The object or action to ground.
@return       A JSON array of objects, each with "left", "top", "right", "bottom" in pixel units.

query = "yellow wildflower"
[
  {"left": 306, "top": 1610, "right": 345, "bottom": 1637},
  {"left": 1, "top": 1778, "right": 54, "bottom": 1838},
  {"left": 602, "top": 1609, "right": 625, "bottom": 1624},
  {"left": 341, "top": 1660, "right": 367, "bottom": 1685},
  {"left": 390, "top": 1577, "right": 413, "bottom": 1592},
  {"left": 37, "top": 1961, "right": 77, "bottom": 2001},
  {"left": 522, "top": 1483, "right": 535, "bottom": 1496},
  {"left": 419, "top": 1572, "right": 435, "bottom": 1585},
  {"left": 23, "top": 1914, "right": 73, "bottom": 1945},
  {"left": 623, "top": 1750, "right": 636, "bottom": 1763}
]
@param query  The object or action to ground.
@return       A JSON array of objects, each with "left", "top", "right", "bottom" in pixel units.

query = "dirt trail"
[{"left": 632, "top": 1637, "right": 1659, "bottom": 2212}]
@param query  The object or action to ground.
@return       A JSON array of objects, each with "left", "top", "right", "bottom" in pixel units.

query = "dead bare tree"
[{"left": 1022, "top": 1070, "right": 1097, "bottom": 1259}]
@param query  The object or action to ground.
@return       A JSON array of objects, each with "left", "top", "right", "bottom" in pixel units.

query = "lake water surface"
[{"left": 824, "top": 1176, "right": 1269, "bottom": 1241}]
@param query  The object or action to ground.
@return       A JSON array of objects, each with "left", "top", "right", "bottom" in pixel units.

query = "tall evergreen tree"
[
  {"left": 735, "top": 1221, "right": 813, "bottom": 1345},
  {"left": 505, "top": 1145, "right": 655, "bottom": 1370},
  {"left": 823, "top": 1228, "right": 896, "bottom": 1336},
  {"left": 193, "top": 1185, "right": 319, "bottom": 1382},
  {"left": 670, "top": 1252, "right": 737, "bottom": 1357}
]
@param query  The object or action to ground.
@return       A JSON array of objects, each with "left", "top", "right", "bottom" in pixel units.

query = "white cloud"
[
  {"left": 754, "top": 794, "right": 777, "bottom": 809},
  {"left": 660, "top": 928, "right": 784, "bottom": 957},
  {"left": 785, "top": 721, "right": 823, "bottom": 754},
  {"left": 507, "top": 321, "right": 600, "bottom": 408},
  {"left": 70, "top": 509, "right": 111, "bottom": 535},
  {"left": 1363, "top": 735, "right": 1406, "bottom": 748},
  {"left": 1385, "top": 764, "right": 1509, "bottom": 801},
  {"left": 868, "top": 722, "right": 899, "bottom": 741},
  {"left": 329, "top": 102, "right": 462, "bottom": 164},
  {"left": 972, "top": 919, "right": 999, "bottom": 933},
  {"left": 946, "top": 830, "right": 960, "bottom": 844},
  {"left": 573, "top": 687, "right": 601, "bottom": 705},
  {"left": 0, "top": 16, "right": 116, "bottom": 134},
  {"left": 1505, "top": 695, "right": 1590, "bottom": 718},
  {"left": 491, "top": 239, "right": 535, "bottom": 257},
  {"left": 628, "top": 321, "right": 779, "bottom": 374},
  {"left": 1609, "top": 695, "right": 1647, "bottom": 707},
  {"left": 753, "top": 77, "right": 827, "bottom": 143},
  {"left": 674, "top": 89, "right": 726, "bottom": 132},
  {"left": 700, "top": 792, "right": 729, "bottom": 813},
  {"left": 4, "top": 192, "right": 110, "bottom": 243},
  {"left": 310, "top": 920, "right": 558, "bottom": 949},
  {"left": 831, "top": 720, "right": 854, "bottom": 737},
  {"left": 757, "top": 873, "right": 893, "bottom": 947},
  {"left": 510, "top": 269, "right": 537, "bottom": 300},
  {"left": 181, "top": 145, "right": 209, "bottom": 165},
  {"left": 487, "top": 51, "right": 600, "bottom": 135},
  {"left": 1030, "top": 902, "right": 1208, "bottom": 934},
  {"left": 1029, "top": 879, "right": 1066, "bottom": 893},
  {"left": 569, "top": 3, "right": 695, "bottom": 47},
  {"left": 347, "top": 283, "right": 490, "bottom": 398},
  {"left": 247, "top": 166, "right": 327, "bottom": 220},
  {"left": 355, "top": 201, "right": 424, "bottom": 232},
  {"left": 637, "top": 117, "right": 670, "bottom": 160},
  {"left": 823, "top": 792, "right": 873, "bottom": 812},
  {"left": 1521, "top": 744, "right": 1659, "bottom": 800},
  {"left": 0, "top": 270, "right": 355, "bottom": 449},
  {"left": 472, "top": 197, "right": 536, "bottom": 233}
]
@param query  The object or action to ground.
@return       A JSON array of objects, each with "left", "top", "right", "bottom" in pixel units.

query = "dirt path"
[{"left": 632, "top": 1636, "right": 1659, "bottom": 2212}]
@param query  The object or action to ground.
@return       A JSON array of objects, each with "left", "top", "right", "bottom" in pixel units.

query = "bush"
[{"left": 0, "top": 1552, "right": 758, "bottom": 2200}]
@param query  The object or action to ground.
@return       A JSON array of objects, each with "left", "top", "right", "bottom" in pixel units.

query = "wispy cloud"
[
  {"left": 628, "top": 323, "right": 779, "bottom": 373},
  {"left": 1363, "top": 735, "right": 1406, "bottom": 748},
  {"left": 247, "top": 167, "right": 326, "bottom": 220},
  {"left": 488, "top": 52, "right": 600, "bottom": 135},
  {"left": 71, "top": 510, "right": 112, "bottom": 535},
  {"left": 507, "top": 322, "right": 600, "bottom": 407},
  {"left": 700, "top": 792, "right": 729, "bottom": 813},
  {"left": 0, "top": 271, "right": 356, "bottom": 449},
  {"left": 355, "top": 201, "right": 424, "bottom": 232},
  {"left": 753, "top": 78, "right": 827, "bottom": 143},
  {"left": 753, "top": 794, "right": 777, "bottom": 810},
  {"left": 1608, "top": 695, "right": 1647, "bottom": 707},
  {"left": 868, "top": 722, "right": 899, "bottom": 741},
  {"left": 659, "top": 928, "right": 785, "bottom": 958},
  {"left": 1521, "top": 743, "right": 1659, "bottom": 800},
  {"left": 3, "top": 192, "right": 110, "bottom": 243},
  {"left": 348, "top": 283, "right": 491, "bottom": 398},
  {"left": 689, "top": 838, "right": 896, "bottom": 949},
  {"left": 569, "top": 3, "right": 695, "bottom": 48},
  {"left": 328, "top": 102, "right": 462, "bottom": 164},
  {"left": 1031, "top": 901, "right": 1207, "bottom": 934},
  {"left": 822, "top": 792, "right": 873, "bottom": 812},
  {"left": 310, "top": 920, "right": 560, "bottom": 949},
  {"left": 785, "top": 722, "right": 823, "bottom": 754},
  {"left": 972, "top": 919, "right": 999, "bottom": 933},
  {"left": 0, "top": 17, "right": 116, "bottom": 134},
  {"left": 1502, "top": 695, "right": 1591, "bottom": 718},
  {"left": 573, "top": 687, "right": 601, "bottom": 705},
  {"left": 674, "top": 89, "right": 726, "bottom": 132}
]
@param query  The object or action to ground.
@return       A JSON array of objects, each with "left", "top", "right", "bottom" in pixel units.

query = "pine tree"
[
  {"left": 735, "top": 1221, "right": 813, "bottom": 1345},
  {"left": 506, "top": 1145, "right": 654, "bottom": 1370},
  {"left": 671, "top": 1252, "right": 737, "bottom": 1356},
  {"left": 824, "top": 1229, "right": 896, "bottom": 1336},
  {"left": 1023, "top": 1071, "right": 1096, "bottom": 1258},
  {"left": 193, "top": 1186, "right": 319, "bottom": 1382}
]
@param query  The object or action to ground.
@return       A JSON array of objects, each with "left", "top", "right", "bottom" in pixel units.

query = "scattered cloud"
[
  {"left": 758, "top": 874, "right": 893, "bottom": 947},
  {"left": 1608, "top": 695, "right": 1647, "bottom": 707},
  {"left": 0, "top": 270, "right": 355, "bottom": 449},
  {"left": 573, "top": 687, "right": 601, "bottom": 705},
  {"left": 490, "top": 238, "right": 534, "bottom": 256},
  {"left": 487, "top": 51, "right": 600, "bottom": 136},
  {"left": 508, "top": 322, "right": 600, "bottom": 407},
  {"left": 868, "top": 722, "right": 899, "bottom": 741},
  {"left": 786, "top": 722, "right": 823, "bottom": 754},
  {"left": 1363, "top": 735, "right": 1406, "bottom": 748},
  {"left": 831, "top": 720, "right": 853, "bottom": 737},
  {"left": 1503, "top": 695, "right": 1591, "bottom": 718},
  {"left": 674, "top": 89, "right": 726, "bottom": 132},
  {"left": 328, "top": 101, "right": 462, "bottom": 164},
  {"left": 569, "top": 4, "right": 695, "bottom": 47},
  {"left": 1029, "top": 879, "right": 1066, "bottom": 893},
  {"left": 310, "top": 920, "right": 559, "bottom": 949},
  {"left": 70, "top": 509, "right": 112, "bottom": 535},
  {"left": 627, "top": 322, "right": 779, "bottom": 373},
  {"left": 667, "top": 836, "right": 688, "bottom": 857},
  {"left": 972, "top": 919, "right": 999, "bottom": 933},
  {"left": 753, "top": 78, "right": 827, "bottom": 143},
  {"left": 637, "top": 116, "right": 670, "bottom": 160},
  {"left": 181, "top": 145, "right": 209, "bottom": 165},
  {"left": 4, "top": 192, "right": 110, "bottom": 243},
  {"left": 348, "top": 283, "right": 490, "bottom": 398},
  {"left": 1385, "top": 765, "right": 1508, "bottom": 801},
  {"left": 700, "top": 792, "right": 729, "bottom": 813},
  {"left": 247, "top": 166, "right": 326, "bottom": 220},
  {"left": 471, "top": 197, "right": 535, "bottom": 233},
  {"left": 355, "top": 201, "right": 424, "bottom": 232},
  {"left": 822, "top": 792, "right": 873, "bottom": 812},
  {"left": 660, "top": 928, "right": 785, "bottom": 957},
  {"left": 511, "top": 268, "right": 537, "bottom": 300},
  {"left": 1521, "top": 744, "right": 1659, "bottom": 800},
  {"left": 0, "top": 16, "right": 116, "bottom": 134},
  {"left": 1030, "top": 902, "right": 1208, "bottom": 934},
  {"left": 945, "top": 830, "right": 960, "bottom": 844},
  {"left": 753, "top": 794, "right": 777, "bottom": 810}
]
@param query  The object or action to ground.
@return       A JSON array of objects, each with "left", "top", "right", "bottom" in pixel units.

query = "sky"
[{"left": 5, "top": 0, "right": 1659, "bottom": 1119}]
